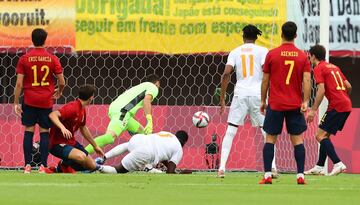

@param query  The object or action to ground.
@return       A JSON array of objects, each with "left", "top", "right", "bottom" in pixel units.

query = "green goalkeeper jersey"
[{"left": 108, "top": 82, "right": 159, "bottom": 117}]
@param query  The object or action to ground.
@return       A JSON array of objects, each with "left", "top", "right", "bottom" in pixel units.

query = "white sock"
[
  {"left": 297, "top": 173, "right": 304, "bottom": 179},
  {"left": 265, "top": 172, "right": 272, "bottom": 178},
  {"left": 262, "top": 128, "right": 277, "bottom": 170},
  {"left": 219, "top": 125, "right": 238, "bottom": 171},
  {"left": 99, "top": 165, "right": 117, "bottom": 174},
  {"left": 105, "top": 142, "right": 129, "bottom": 159}
]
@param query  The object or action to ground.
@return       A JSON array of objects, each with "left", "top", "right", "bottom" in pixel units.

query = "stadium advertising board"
[
  {"left": 288, "top": 0, "right": 360, "bottom": 56},
  {"left": 0, "top": 0, "right": 75, "bottom": 48},
  {"left": 76, "top": 0, "right": 286, "bottom": 53}
]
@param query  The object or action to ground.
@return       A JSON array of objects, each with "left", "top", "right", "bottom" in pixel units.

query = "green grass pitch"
[{"left": 0, "top": 171, "right": 359, "bottom": 205}]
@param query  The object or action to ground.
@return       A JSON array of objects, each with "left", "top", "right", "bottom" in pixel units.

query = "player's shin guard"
[
  {"left": 39, "top": 132, "right": 49, "bottom": 167},
  {"left": 85, "top": 133, "right": 115, "bottom": 154},
  {"left": 23, "top": 131, "right": 34, "bottom": 166},
  {"left": 294, "top": 144, "right": 305, "bottom": 173},
  {"left": 263, "top": 143, "right": 274, "bottom": 172},
  {"left": 320, "top": 138, "right": 340, "bottom": 164},
  {"left": 316, "top": 143, "right": 327, "bottom": 166},
  {"left": 219, "top": 125, "right": 238, "bottom": 171}
]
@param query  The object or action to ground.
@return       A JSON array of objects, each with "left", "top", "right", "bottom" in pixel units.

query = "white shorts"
[
  {"left": 227, "top": 96, "right": 264, "bottom": 127},
  {"left": 121, "top": 135, "right": 154, "bottom": 172}
]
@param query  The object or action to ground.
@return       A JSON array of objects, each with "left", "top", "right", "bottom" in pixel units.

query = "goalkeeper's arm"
[{"left": 143, "top": 94, "right": 153, "bottom": 134}]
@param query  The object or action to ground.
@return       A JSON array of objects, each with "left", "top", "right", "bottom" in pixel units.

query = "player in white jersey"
[
  {"left": 218, "top": 24, "right": 277, "bottom": 178},
  {"left": 97, "top": 131, "right": 188, "bottom": 174}
]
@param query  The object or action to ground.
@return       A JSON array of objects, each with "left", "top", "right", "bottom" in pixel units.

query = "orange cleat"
[
  {"left": 24, "top": 164, "right": 31, "bottom": 174},
  {"left": 259, "top": 177, "right": 272, "bottom": 184},
  {"left": 297, "top": 177, "right": 306, "bottom": 185}
]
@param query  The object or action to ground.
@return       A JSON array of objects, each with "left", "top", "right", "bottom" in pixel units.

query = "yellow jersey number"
[{"left": 31, "top": 65, "right": 50, "bottom": 86}]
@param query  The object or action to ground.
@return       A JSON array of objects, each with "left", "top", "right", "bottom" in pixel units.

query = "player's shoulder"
[{"left": 62, "top": 99, "right": 82, "bottom": 111}]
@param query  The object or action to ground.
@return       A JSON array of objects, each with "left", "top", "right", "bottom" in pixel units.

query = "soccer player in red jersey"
[
  {"left": 48, "top": 85, "right": 104, "bottom": 173},
  {"left": 259, "top": 22, "right": 311, "bottom": 184},
  {"left": 305, "top": 45, "right": 351, "bottom": 176},
  {"left": 13, "top": 28, "right": 66, "bottom": 174}
]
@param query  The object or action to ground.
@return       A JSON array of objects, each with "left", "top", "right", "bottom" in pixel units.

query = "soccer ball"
[{"left": 192, "top": 111, "right": 210, "bottom": 128}]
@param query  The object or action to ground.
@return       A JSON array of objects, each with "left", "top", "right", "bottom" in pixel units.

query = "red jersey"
[
  {"left": 49, "top": 100, "right": 86, "bottom": 148},
  {"left": 16, "top": 48, "right": 63, "bottom": 108},
  {"left": 314, "top": 61, "right": 352, "bottom": 112},
  {"left": 263, "top": 43, "right": 311, "bottom": 111}
]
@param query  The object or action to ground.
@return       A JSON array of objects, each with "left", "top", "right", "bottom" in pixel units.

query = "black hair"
[
  {"left": 146, "top": 74, "right": 160, "bottom": 84},
  {"left": 31, "top": 28, "right": 47, "bottom": 47},
  {"left": 175, "top": 130, "right": 188, "bottom": 147},
  {"left": 281, "top": 21, "right": 297, "bottom": 41},
  {"left": 309, "top": 44, "right": 326, "bottom": 61},
  {"left": 78, "top": 85, "right": 96, "bottom": 101},
  {"left": 242, "top": 24, "right": 262, "bottom": 40}
]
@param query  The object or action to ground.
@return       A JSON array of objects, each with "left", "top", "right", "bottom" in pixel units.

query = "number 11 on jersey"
[{"left": 241, "top": 54, "right": 254, "bottom": 78}]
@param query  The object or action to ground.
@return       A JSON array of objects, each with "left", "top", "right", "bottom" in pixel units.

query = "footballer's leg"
[
  {"left": 218, "top": 96, "right": 246, "bottom": 178},
  {"left": 286, "top": 109, "right": 307, "bottom": 184},
  {"left": 85, "top": 115, "right": 125, "bottom": 154},
  {"left": 22, "top": 104, "right": 37, "bottom": 173},
  {"left": 37, "top": 107, "right": 52, "bottom": 173},
  {"left": 68, "top": 142, "right": 98, "bottom": 171},
  {"left": 260, "top": 106, "right": 284, "bottom": 184},
  {"left": 249, "top": 96, "right": 278, "bottom": 178}
]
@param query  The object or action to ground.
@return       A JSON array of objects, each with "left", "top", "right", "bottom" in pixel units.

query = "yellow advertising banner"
[
  {"left": 0, "top": 0, "right": 75, "bottom": 48},
  {"left": 76, "top": 0, "right": 286, "bottom": 53}
]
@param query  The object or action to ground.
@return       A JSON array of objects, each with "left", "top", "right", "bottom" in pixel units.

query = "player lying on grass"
[
  {"left": 48, "top": 85, "right": 104, "bottom": 173},
  {"left": 97, "top": 131, "right": 188, "bottom": 174},
  {"left": 305, "top": 45, "right": 351, "bottom": 176},
  {"left": 85, "top": 74, "right": 160, "bottom": 154}
]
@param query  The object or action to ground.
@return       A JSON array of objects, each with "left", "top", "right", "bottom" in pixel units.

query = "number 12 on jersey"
[{"left": 31, "top": 65, "right": 50, "bottom": 86}]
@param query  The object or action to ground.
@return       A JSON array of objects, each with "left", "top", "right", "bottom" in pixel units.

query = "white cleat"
[
  {"left": 329, "top": 162, "right": 347, "bottom": 176},
  {"left": 217, "top": 170, "right": 225, "bottom": 178},
  {"left": 304, "top": 165, "right": 325, "bottom": 175},
  {"left": 271, "top": 168, "right": 279, "bottom": 179}
]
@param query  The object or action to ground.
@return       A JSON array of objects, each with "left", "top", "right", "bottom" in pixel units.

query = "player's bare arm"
[
  {"left": 53, "top": 73, "right": 66, "bottom": 99},
  {"left": 344, "top": 80, "right": 352, "bottom": 95},
  {"left": 302, "top": 71, "right": 311, "bottom": 112},
  {"left": 80, "top": 126, "right": 104, "bottom": 157},
  {"left": 260, "top": 72, "right": 270, "bottom": 115},
  {"left": 306, "top": 83, "right": 325, "bottom": 123},
  {"left": 13, "top": 74, "right": 24, "bottom": 116},
  {"left": 49, "top": 110, "right": 72, "bottom": 139},
  {"left": 220, "top": 65, "right": 233, "bottom": 115}
]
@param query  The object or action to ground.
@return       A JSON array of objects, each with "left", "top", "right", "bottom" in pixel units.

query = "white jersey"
[
  {"left": 226, "top": 43, "right": 268, "bottom": 97},
  {"left": 128, "top": 131, "right": 183, "bottom": 166}
]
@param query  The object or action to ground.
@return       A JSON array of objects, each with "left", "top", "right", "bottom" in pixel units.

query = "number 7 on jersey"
[{"left": 284, "top": 60, "right": 294, "bottom": 85}]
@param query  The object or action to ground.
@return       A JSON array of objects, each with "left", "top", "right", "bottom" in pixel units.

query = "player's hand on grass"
[
  {"left": 144, "top": 114, "right": 153, "bottom": 134},
  {"left": 306, "top": 109, "right": 316, "bottom": 123},
  {"left": 260, "top": 101, "right": 267, "bottom": 115},
  {"left": 61, "top": 128, "right": 72, "bottom": 139},
  {"left": 220, "top": 99, "right": 226, "bottom": 115},
  {"left": 14, "top": 104, "right": 22, "bottom": 116},
  {"left": 53, "top": 88, "right": 62, "bottom": 99},
  {"left": 301, "top": 101, "right": 308, "bottom": 113},
  {"left": 94, "top": 146, "right": 105, "bottom": 157}
]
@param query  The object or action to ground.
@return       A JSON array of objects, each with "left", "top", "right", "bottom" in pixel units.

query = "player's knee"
[{"left": 73, "top": 153, "right": 87, "bottom": 162}]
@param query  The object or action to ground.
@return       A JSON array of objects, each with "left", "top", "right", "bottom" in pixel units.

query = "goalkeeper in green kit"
[{"left": 85, "top": 74, "right": 160, "bottom": 154}]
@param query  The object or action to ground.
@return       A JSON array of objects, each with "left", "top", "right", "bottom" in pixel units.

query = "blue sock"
[
  {"left": 23, "top": 131, "right": 34, "bottom": 166},
  {"left": 263, "top": 143, "right": 274, "bottom": 172},
  {"left": 320, "top": 138, "right": 340, "bottom": 164},
  {"left": 294, "top": 144, "right": 305, "bottom": 173},
  {"left": 316, "top": 143, "right": 327, "bottom": 166},
  {"left": 40, "top": 132, "right": 49, "bottom": 167}
]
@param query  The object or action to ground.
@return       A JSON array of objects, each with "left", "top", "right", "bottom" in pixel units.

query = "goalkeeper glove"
[{"left": 144, "top": 114, "right": 153, "bottom": 135}]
